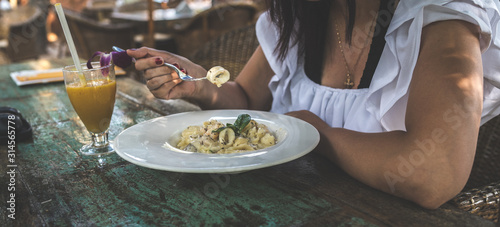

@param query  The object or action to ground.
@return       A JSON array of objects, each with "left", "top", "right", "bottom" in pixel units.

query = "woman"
[{"left": 127, "top": 0, "right": 500, "bottom": 209}]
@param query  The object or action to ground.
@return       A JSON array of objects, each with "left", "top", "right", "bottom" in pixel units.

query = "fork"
[{"left": 112, "top": 46, "right": 206, "bottom": 81}]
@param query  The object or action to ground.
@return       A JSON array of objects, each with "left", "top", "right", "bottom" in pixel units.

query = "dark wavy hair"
[{"left": 265, "top": 0, "right": 356, "bottom": 83}]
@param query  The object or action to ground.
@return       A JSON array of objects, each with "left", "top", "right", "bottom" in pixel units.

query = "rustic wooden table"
[{"left": 0, "top": 58, "right": 495, "bottom": 226}]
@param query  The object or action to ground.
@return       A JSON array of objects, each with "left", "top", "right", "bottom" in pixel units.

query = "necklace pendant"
[{"left": 344, "top": 76, "right": 354, "bottom": 89}]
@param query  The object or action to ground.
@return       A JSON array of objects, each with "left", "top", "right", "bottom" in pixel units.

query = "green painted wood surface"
[{"left": 0, "top": 59, "right": 495, "bottom": 226}]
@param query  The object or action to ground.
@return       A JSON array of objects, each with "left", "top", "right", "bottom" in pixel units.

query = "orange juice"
[{"left": 66, "top": 79, "right": 116, "bottom": 133}]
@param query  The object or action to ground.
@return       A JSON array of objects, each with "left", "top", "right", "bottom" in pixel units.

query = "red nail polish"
[{"left": 155, "top": 58, "right": 163, "bottom": 65}]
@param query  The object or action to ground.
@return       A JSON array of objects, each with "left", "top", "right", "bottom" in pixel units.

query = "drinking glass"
[{"left": 63, "top": 62, "right": 117, "bottom": 156}]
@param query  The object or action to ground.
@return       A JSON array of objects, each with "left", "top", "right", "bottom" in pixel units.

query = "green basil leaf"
[
  {"left": 212, "top": 114, "right": 252, "bottom": 136},
  {"left": 234, "top": 114, "right": 251, "bottom": 131},
  {"left": 227, "top": 125, "right": 240, "bottom": 135},
  {"left": 212, "top": 126, "right": 226, "bottom": 133}
]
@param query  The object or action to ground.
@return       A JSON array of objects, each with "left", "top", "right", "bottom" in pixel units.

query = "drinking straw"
[{"left": 54, "top": 3, "right": 87, "bottom": 85}]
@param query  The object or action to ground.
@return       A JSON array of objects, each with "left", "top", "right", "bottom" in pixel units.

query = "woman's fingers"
[
  {"left": 146, "top": 75, "right": 170, "bottom": 91},
  {"left": 143, "top": 65, "right": 183, "bottom": 89},
  {"left": 145, "top": 73, "right": 182, "bottom": 98},
  {"left": 142, "top": 59, "right": 173, "bottom": 80},
  {"left": 138, "top": 56, "right": 166, "bottom": 73},
  {"left": 150, "top": 82, "right": 175, "bottom": 99},
  {"left": 127, "top": 47, "right": 170, "bottom": 70},
  {"left": 127, "top": 47, "right": 169, "bottom": 59},
  {"left": 148, "top": 77, "right": 185, "bottom": 99},
  {"left": 125, "top": 46, "right": 199, "bottom": 100}
]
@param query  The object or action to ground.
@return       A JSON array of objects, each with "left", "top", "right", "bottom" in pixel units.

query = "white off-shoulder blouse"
[{"left": 256, "top": 0, "right": 500, "bottom": 133}]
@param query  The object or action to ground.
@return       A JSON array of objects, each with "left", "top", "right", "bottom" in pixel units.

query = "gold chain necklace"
[
  {"left": 333, "top": 18, "right": 354, "bottom": 89},
  {"left": 333, "top": 14, "right": 377, "bottom": 89}
]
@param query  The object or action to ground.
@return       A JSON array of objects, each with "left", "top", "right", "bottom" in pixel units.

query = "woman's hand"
[
  {"left": 127, "top": 47, "right": 212, "bottom": 100},
  {"left": 285, "top": 110, "right": 335, "bottom": 158},
  {"left": 285, "top": 110, "right": 329, "bottom": 131},
  {"left": 127, "top": 45, "right": 274, "bottom": 110}
]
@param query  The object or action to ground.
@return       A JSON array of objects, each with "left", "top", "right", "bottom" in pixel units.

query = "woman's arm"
[
  {"left": 128, "top": 46, "right": 275, "bottom": 110},
  {"left": 289, "top": 19, "right": 484, "bottom": 209},
  {"left": 200, "top": 46, "right": 275, "bottom": 110}
]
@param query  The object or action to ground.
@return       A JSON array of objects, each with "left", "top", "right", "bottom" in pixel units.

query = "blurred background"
[{"left": 0, "top": 0, "right": 267, "bottom": 66}]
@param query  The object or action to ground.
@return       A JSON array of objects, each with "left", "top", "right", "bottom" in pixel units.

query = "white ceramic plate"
[{"left": 114, "top": 110, "right": 320, "bottom": 173}]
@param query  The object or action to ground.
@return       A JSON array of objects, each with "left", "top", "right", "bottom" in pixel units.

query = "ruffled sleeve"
[
  {"left": 256, "top": 12, "right": 301, "bottom": 112},
  {"left": 365, "top": 0, "right": 500, "bottom": 131},
  {"left": 256, "top": 12, "right": 286, "bottom": 76}
]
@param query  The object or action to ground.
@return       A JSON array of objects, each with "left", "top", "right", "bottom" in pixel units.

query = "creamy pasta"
[
  {"left": 206, "top": 66, "right": 230, "bottom": 87},
  {"left": 176, "top": 116, "right": 276, "bottom": 154}
]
